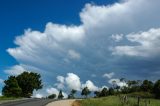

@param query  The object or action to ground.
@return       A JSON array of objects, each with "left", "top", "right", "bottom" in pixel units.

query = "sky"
[{"left": 0, "top": 0, "right": 160, "bottom": 98}]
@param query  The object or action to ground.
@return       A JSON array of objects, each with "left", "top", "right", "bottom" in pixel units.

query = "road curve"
[{"left": 0, "top": 98, "right": 54, "bottom": 106}]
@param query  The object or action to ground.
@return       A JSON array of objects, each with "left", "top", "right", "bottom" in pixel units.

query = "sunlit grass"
[
  {"left": 78, "top": 96, "right": 160, "bottom": 106},
  {"left": 0, "top": 96, "right": 22, "bottom": 102}
]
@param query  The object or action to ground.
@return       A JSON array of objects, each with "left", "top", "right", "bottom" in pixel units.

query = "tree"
[
  {"left": 153, "top": 80, "right": 160, "bottom": 98},
  {"left": 16, "top": 72, "right": 43, "bottom": 97},
  {"left": 121, "top": 86, "right": 129, "bottom": 94},
  {"left": 58, "top": 90, "right": 64, "bottom": 99},
  {"left": 94, "top": 91, "right": 100, "bottom": 98},
  {"left": 68, "top": 89, "right": 77, "bottom": 99},
  {"left": 141, "top": 80, "right": 153, "bottom": 92},
  {"left": 127, "top": 80, "right": 140, "bottom": 93},
  {"left": 2, "top": 76, "right": 22, "bottom": 97},
  {"left": 81, "top": 87, "right": 91, "bottom": 98},
  {"left": 99, "top": 87, "right": 108, "bottom": 97},
  {"left": 48, "top": 94, "right": 56, "bottom": 99},
  {"left": 108, "top": 87, "right": 115, "bottom": 95}
]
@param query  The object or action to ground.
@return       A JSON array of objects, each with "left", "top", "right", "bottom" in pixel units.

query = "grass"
[
  {"left": 75, "top": 96, "right": 160, "bottom": 106},
  {"left": 0, "top": 96, "right": 23, "bottom": 103}
]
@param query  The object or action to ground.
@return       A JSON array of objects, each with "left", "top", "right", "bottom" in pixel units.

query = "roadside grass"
[
  {"left": 75, "top": 96, "right": 160, "bottom": 106},
  {"left": 0, "top": 96, "right": 23, "bottom": 103},
  {"left": 0, "top": 96, "right": 18, "bottom": 100}
]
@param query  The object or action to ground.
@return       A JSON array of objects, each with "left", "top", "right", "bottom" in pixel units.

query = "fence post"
[
  {"left": 137, "top": 96, "right": 140, "bottom": 106},
  {"left": 145, "top": 99, "right": 147, "bottom": 106},
  {"left": 148, "top": 99, "right": 150, "bottom": 104}
]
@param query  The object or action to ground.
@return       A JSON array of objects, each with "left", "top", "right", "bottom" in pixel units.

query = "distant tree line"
[
  {"left": 93, "top": 79, "right": 160, "bottom": 99},
  {"left": 48, "top": 79, "right": 160, "bottom": 99}
]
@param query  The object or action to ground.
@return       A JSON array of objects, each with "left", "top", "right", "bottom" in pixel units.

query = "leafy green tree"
[
  {"left": 141, "top": 80, "right": 153, "bottom": 92},
  {"left": 16, "top": 72, "right": 43, "bottom": 97},
  {"left": 58, "top": 90, "right": 64, "bottom": 99},
  {"left": 68, "top": 89, "right": 77, "bottom": 99},
  {"left": 48, "top": 94, "right": 56, "bottom": 99},
  {"left": 81, "top": 87, "right": 91, "bottom": 98},
  {"left": 122, "top": 86, "right": 132, "bottom": 94},
  {"left": 127, "top": 80, "right": 141, "bottom": 93},
  {"left": 99, "top": 87, "right": 108, "bottom": 97},
  {"left": 108, "top": 87, "right": 115, "bottom": 95},
  {"left": 2, "top": 76, "right": 22, "bottom": 97},
  {"left": 153, "top": 80, "right": 160, "bottom": 98},
  {"left": 94, "top": 91, "right": 100, "bottom": 97}
]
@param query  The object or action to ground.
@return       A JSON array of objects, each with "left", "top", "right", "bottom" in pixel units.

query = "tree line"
[
  {"left": 81, "top": 79, "right": 160, "bottom": 99},
  {"left": 48, "top": 79, "right": 160, "bottom": 99},
  {"left": 2, "top": 72, "right": 160, "bottom": 99}
]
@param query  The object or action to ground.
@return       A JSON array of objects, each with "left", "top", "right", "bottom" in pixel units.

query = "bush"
[{"left": 48, "top": 94, "right": 56, "bottom": 99}]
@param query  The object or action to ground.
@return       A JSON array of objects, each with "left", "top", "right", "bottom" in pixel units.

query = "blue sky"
[
  {"left": 0, "top": 0, "right": 117, "bottom": 84},
  {"left": 1, "top": 0, "right": 160, "bottom": 97},
  {"left": 0, "top": 0, "right": 117, "bottom": 76}
]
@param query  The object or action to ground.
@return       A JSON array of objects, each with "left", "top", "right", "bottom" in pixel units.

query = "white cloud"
[
  {"left": 65, "top": 73, "right": 81, "bottom": 91},
  {"left": 62, "top": 92, "right": 68, "bottom": 99},
  {"left": 55, "top": 73, "right": 104, "bottom": 92},
  {"left": 68, "top": 49, "right": 81, "bottom": 60},
  {"left": 112, "top": 28, "right": 160, "bottom": 57},
  {"left": 111, "top": 34, "right": 123, "bottom": 42},
  {"left": 0, "top": 93, "right": 2, "bottom": 96},
  {"left": 4, "top": 65, "right": 26, "bottom": 76},
  {"left": 108, "top": 78, "right": 127, "bottom": 87},
  {"left": 57, "top": 76, "right": 65, "bottom": 83},
  {"left": 45, "top": 23, "right": 85, "bottom": 42},
  {"left": 99, "top": 86, "right": 109, "bottom": 91},
  {"left": 6, "top": 0, "right": 160, "bottom": 88},
  {"left": 55, "top": 76, "right": 65, "bottom": 89},
  {"left": 54, "top": 83, "right": 64, "bottom": 89},
  {"left": 103, "top": 72, "right": 115, "bottom": 79},
  {"left": 82, "top": 80, "right": 99, "bottom": 91},
  {"left": 46, "top": 87, "right": 59, "bottom": 95},
  {"left": 46, "top": 87, "right": 67, "bottom": 98},
  {"left": 33, "top": 93, "right": 43, "bottom": 98}
]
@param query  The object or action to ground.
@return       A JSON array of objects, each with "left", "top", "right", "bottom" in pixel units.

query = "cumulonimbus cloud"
[{"left": 6, "top": 0, "right": 160, "bottom": 89}]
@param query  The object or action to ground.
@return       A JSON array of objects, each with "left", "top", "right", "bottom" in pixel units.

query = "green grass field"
[{"left": 77, "top": 96, "right": 160, "bottom": 106}]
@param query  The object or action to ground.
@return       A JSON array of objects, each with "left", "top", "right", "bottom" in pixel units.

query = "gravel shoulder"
[{"left": 46, "top": 99, "right": 76, "bottom": 106}]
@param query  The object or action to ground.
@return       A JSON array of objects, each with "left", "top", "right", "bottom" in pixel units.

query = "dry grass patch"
[{"left": 72, "top": 100, "right": 80, "bottom": 106}]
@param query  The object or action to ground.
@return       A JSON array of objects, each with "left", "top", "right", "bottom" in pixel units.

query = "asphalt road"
[{"left": 0, "top": 98, "right": 54, "bottom": 106}]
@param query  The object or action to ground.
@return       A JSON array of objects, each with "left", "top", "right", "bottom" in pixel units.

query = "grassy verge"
[
  {"left": 0, "top": 96, "right": 23, "bottom": 103},
  {"left": 74, "top": 96, "right": 160, "bottom": 106},
  {"left": 0, "top": 96, "right": 18, "bottom": 100}
]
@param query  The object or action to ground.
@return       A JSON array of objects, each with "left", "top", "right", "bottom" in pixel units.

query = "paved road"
[{"left": 0, "top": 98, "right": 54, "bottom": 106}]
